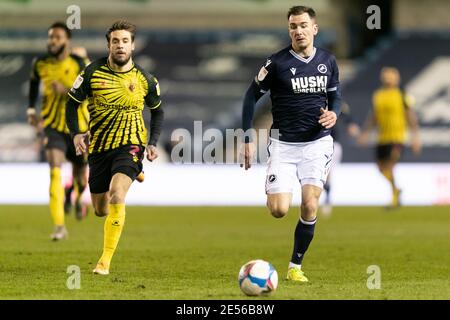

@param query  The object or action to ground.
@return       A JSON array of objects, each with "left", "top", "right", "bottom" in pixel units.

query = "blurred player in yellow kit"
[
  {"left": 359, "top": 67, "right": 421, "bottom": 208},
  {"left": 27, "top": 22, "right": 89, "bottom": 240}
]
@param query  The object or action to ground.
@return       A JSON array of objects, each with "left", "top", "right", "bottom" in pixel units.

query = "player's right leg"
[
  {"left": 376, "top": 144, "right": 402, "bottom": 208},
  {"left": 44, "top": 127, "right": 70, "bottom": 241},
  {"left": 46, "top": 148, "right": 67, "bottom": 241},
  {"left": 265, "top": 139, "right": 297, "bottom": 218},
  {"left": 72, "top": 163, "right": 88, "bottom": 220}
]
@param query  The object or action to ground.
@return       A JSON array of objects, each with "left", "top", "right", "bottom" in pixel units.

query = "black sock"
[
  {"left": 323, "top": 182, "right": 330, "bottom": 204},
  {"left": 290, "top": 218, "right": 317, "bottom": 265}
]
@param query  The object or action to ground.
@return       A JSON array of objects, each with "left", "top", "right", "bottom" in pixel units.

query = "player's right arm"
[
  {"left": 27, "top": 57, "right": 41, "bottom": 127},
  {"left": 358, "top": 94, "right": 378, "bottom": 147},
  {"left": 240, "top": 57, "right": 274, "bottom": 170},
  {"left": 66, "top": 70, "right": 90, "bottom": 155}
]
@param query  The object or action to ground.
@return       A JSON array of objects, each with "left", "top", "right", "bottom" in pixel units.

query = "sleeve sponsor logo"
[{"left": 72, "top": 74, "right": 84, "bottom": 89}]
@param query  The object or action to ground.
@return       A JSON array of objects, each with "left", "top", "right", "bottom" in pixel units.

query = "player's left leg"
[
  {"left": 94, "top": 173, "right": 132, "bottom": 275},
  {"left": 376, "top": 144, "right": 402, "bottom": 207},
  {"left": 93, "top": 144, "right": 144, "bottom": 275},
  {"left": 321, "top": 142, "right": 342, "bottom": 216},
  {"left": 287, "top": 135, "right": 333, "bottom": 282},
  {"left": 287, "top": 185, "right": 322, "bottom": 282},
  {"left": 65, "top": 133, "right": 89, "bottom": 219}
]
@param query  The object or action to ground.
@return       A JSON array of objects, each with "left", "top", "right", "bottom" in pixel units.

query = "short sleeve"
[
  {"left": 68, "top": 69, "right": 89, "bottom": 103},
  {"left": 254, "top": 56, "right": 275, "bottom": 92},
  {"left": 327, "top": 56, "right": 340, "bottom": 92},
  {"left": 145, "top": 76, "right": 162, "bottom": 109}
]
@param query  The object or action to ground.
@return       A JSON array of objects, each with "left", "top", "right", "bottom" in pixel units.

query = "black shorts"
[
  {"left": 88, "top": 144, "right": 144, "bottom": 194},
  {"left": 376, "top": 144, "right": 404, "bottom": 161},
  {"left": 44, "top": 127, "right": 86, "bottom": 166}
]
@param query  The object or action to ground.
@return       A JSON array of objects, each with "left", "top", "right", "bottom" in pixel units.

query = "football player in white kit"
[{"left": 240, "top": 5, "right": 342, "bottom": 283}]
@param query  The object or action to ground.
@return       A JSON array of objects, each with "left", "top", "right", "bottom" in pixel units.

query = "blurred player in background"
[
  {"left": 241, "top": 6, "right": 341, "bottom": 283},
  {"left": 66, "top": 20, "right": 164, "bottom": 275},
  {"left": 320, "top": 102, "right": 360, "bottom": 216},
  {"left": 359, "top": 67, "right": 421, "bottom": 208},
  {"left": 27, "top": 22, "right": 88, "bottom": 240}
]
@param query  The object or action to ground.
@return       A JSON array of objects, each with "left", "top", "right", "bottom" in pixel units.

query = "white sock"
[{"left": 289, "top": 262, "right": 301, "bottom": 269}]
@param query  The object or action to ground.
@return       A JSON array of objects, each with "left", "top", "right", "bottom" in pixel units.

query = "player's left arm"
[
  {"left": 403, "top": 92, "right": 421, "bottom": 155},
  {"left": 319, "top": 56, "right": 341, "bottom": 129},
  {"left": 145, "top": 77, "right": 164, "bottom": 162}
]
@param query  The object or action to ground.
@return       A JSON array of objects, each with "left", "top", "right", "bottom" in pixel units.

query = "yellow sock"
[
  {"left": 49, "top": 167, "right": 64, "bottom": 226},
  {"left": 98, "top": 203, "right": 126, "bottom": 269},
  {"left": 381, "top": 169, "right": 396, "bottom": 189}
]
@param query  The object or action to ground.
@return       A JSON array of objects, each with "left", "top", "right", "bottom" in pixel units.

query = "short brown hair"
[
  {"left": 49, "top": 21, "right": 71, "bottom": 39},
  {"left": 287, "top": 6, "right": 316, "bottom": 20},
  {"left": 106, "top": 20, "right": 136, "bottom": 43}
]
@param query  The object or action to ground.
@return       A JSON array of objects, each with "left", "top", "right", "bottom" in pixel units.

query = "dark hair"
[
  {"left": 106, "top": 20, "right": 136, "bottom": 43},
  {"left": 48, "top": 22, "right": 71, "bottom": 39},
  {"left": 287, "top": 6, "right": 316, "bottom": 20}
]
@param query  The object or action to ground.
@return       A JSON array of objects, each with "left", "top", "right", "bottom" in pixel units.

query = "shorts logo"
[
  {"left": 129, "top": 145, "right": 141, "bottom": 162},
  {"left": 318, "top": 64, "right": 327, "bottom": 74},
  {"left": 268, "top": 174, "right": 277, "bottom": 183}
]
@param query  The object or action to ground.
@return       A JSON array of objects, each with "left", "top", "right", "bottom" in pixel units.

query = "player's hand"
[
  {"left": 73, "top": 132, "right": 89, "bottom": 155},
  {"left": 27, "top": 109, "right": 40, "bottom": 128},
  {"left": 146, "top": 145, "right": 158, "bottom": 162},
  {"left": 319, "top": 108, "right": 337, "bottom": 129},
  {"left": 357, "top": 131, "right": 370, "bottom": 147},
  {"left": 240, "top": 142, "right": 256, "bottom": 170},
  {"left": 347, "top": 123, "right": 361, "bottom": 139},
  {"left": 51, "top": 81, "right": 68, "bottom": 95},
  {"left": 411, "top": 133, "right": 422, "bottom": 155}
]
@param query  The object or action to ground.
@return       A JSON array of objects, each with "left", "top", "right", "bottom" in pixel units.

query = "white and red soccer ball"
[{"left": 238, "top": 259, "right": 278, "bottom": 296}]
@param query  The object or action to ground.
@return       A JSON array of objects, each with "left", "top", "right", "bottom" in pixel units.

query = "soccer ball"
[{"left": 238, "top": 259, "right": 278, "bottom": 296}]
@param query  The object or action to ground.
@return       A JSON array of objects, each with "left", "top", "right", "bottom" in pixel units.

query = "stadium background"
[
  {"left": 0, "top": 0, "right": 450, "bottom": 301},
  {"left": 0, "top": 0, "right": 449, "bottom": 205}
]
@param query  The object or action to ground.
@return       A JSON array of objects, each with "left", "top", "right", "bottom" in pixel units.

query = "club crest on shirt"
[
  {"left": 128, "top": 83, "right": 136, "bottom": 92},
  {"left": 317, "top": 64, "right": 327, "bottom": 74}
]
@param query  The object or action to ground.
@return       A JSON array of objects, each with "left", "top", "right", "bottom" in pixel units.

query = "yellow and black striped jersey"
[
  {"left": 372, "top": 87, "right": 411, "bottom": 144},
  {"left": 30, "top": 54, "right": 88, "bottom": 133},
  {"left": 68, "top": 57, "right": 161, "bottom": 154}
]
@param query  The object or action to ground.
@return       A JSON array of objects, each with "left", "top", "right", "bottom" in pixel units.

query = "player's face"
[
  {"left": 108, "top": 30, "right": 135, "bottom": 66},
  {"left": 288, "top": 13, "right": 318, "bottom": 51},
  {"left": 380, "top": 68, "right": 400, "bottom": 87},
  {"left": 47, "top": 28, "right": 69, "bottom": 57}
]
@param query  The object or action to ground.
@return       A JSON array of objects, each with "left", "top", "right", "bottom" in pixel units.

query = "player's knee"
[
  {"left": 109, "top": 188, "right": 126, "bottom": 204},
  {"left": 92, "top": 201, "right": 108, "bottom": 217},
  {"left": 267, "top": 202, "right": 289, "bottom": 218},
  {"left": 301, "top": 200, "right": 318, "bottom": 217},
  {"left": 94, "top": 210, "right": 108, "bottom": 217}
]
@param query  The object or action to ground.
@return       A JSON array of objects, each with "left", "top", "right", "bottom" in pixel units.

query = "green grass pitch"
[{"left": 0, "top": 205, "right": 449, "bottom": 300}]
